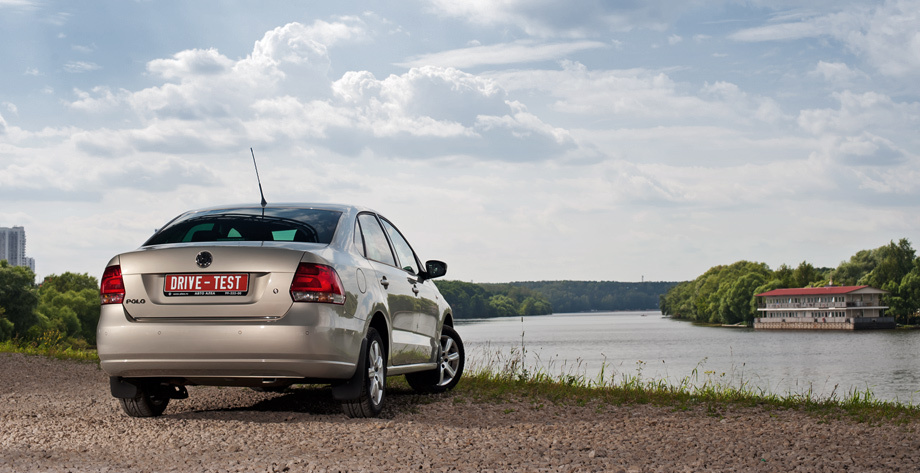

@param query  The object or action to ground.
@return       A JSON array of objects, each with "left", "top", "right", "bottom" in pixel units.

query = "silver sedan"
[{"left": 97, "top": 203, "right": 464, "bottom": 418}]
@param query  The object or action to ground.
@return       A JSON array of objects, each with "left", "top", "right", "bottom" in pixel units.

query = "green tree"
[
  {"left": 659, "top": 280, "right": 694, "bottom": 318},
  {"left": 689, "top": 261, "right": 770, "bottom": 323},
  {"left": 0, "top": 261, "right": 39, "bottom": 338},
  {"left": 520, "top": 296, "right": 552, "bottom": 316},
  {"left": 895, "top": 269, "right": 920, "bottom": 324},
  {"left": 792, "top": 261, "right": 819, "bottom": 287},
  {"left": 435, "top": 280, "right": 498, "bottom": 318},
  {"left": 772, "top": 264, "right": 794, "bottom": 287},
  {"left": 488, "top": 294, "right": 519, "bottom": 317},
  {"left": 864, "top": 239, "right": 915, "bottom": 288},
  {"left": 41, "top": 272, "right": 97, "bottom": 293},
  {"left": 831, "top": 249, "right": 877, "bottom": 286},
  {"left": 0, "top": 306, "right": 12, "bottom": 340},
  {"left": 719, "top": 272, "right": 767, "bottom": 325},
  {"left": 36, "top": 284, "right": 101, "bottom": 344}
]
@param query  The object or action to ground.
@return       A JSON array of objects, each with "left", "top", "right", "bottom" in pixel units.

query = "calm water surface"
[{"left": 455, "top": 311, "right": 920, "bottom": 403}]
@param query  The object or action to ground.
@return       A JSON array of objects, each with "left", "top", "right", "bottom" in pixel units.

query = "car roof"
[{"left": 181, "top": 203, "right": 378, "bottom": 215}]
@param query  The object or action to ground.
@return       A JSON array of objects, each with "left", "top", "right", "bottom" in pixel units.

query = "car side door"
[
  {"left": 379, "top": 218, "right": 441, "bottom": 354},
  {"left": 356, "top": 213, "right": 431, "bottom": 366}
]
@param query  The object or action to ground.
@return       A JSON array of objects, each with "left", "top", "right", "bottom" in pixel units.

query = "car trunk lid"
[{"left": 117, "top": 245, "right": 305, "bottom": 320}]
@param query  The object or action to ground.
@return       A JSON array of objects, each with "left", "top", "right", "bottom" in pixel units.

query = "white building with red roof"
[{"left": 754, "top": 285, "right": 893, "bottom": 330}]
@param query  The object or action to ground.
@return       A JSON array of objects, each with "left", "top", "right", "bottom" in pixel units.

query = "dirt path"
[{"left": 1, "top": 353, "right": 917, "bottom": 472}]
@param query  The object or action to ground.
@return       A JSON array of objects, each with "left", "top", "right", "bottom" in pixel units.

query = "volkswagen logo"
[{"left": 196, "top": 251, "right": 213, "bottom": 268}]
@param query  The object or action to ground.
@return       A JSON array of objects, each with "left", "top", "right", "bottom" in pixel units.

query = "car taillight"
[
  {"left": 290, "top": 263, "right": 346, "bottom": 304},
  {"left": 100, "top": 265, "right": 125, "bottom": 305}
]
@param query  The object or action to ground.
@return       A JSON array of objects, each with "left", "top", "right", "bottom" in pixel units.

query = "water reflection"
[{"left": 456, "top": 311, "right": 920, "bottom": 403}]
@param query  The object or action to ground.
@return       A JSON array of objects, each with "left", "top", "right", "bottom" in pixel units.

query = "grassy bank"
[
  {"left": 452, "top": 360, "right": 920, "bottom": 426},
  {"left": 3, "top": 342, "right": 917, "bottom": 425},
  {"left": 0, "top": 335, "right": 98, "bottom": 362}
]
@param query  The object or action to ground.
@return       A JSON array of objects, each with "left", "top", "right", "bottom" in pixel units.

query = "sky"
[{"left": 1, "top": 0, "right": 919, "bottom": 284}]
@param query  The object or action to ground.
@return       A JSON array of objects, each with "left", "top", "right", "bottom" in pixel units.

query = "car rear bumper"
[{"left": 96, "top": 303, "right": 364, "bottom": 382}]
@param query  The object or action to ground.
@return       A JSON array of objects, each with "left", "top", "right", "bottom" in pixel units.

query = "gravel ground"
[{"left": 1, "top": 353, "right": 918, "bottom": 472}]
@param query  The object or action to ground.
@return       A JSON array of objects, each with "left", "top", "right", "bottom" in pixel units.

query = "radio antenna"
[{"left": 250, "top": 148, "right": 267, "bottom": 209}]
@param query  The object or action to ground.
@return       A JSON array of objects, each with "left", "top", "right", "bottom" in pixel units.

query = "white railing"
[{"left": 762, "top": 302, "right": 845, "bottom": 309}]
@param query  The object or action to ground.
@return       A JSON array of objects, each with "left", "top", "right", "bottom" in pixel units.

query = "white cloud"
[
  {"left": 58, "top": 23, "right": 575, "bottom": 163},
  {"left": 67, "top": 87, "right": 130, "bottom": 113},
  {"left": 398, "top": 40, "right": 608, "bottom": 69},
  {"left": 0, "top": 0, "right": 35, "bottom": 8},
  {"left": 792, "top": 89, "right": 920, "bottom": 198},
  {"left": 834, "top": 133, "right": 905, "bottom": 166},
  {"left": 730, "top": 0, "right": 920, "bottom": 77},
  {"left": 668, "top": 34, "right": 683, "bottom": 45},
  {"left": 322, "top": 66, "right": 575, "bottom": 160},
  {"left": 64, "top": 61, "right": 101, "bottom": 73},
  {"left": 809, "top": 61, "right": 869, "bottom": 86},
  {"left": 147, "top": 48, "right": 235, "bottom": 79},
  {"left": 730, "top": 16, "right": 843, "bottom": 42},
  {"left": 71, "top": 44, "right": 95, "bottom": 54},
  {"left": 844, "top": 0, "right": 920, "bottom": 77},
  {"left": 331, "top": 66, "right": 498, "bottom": 137},
  {"left": 797, "top": 90, "right": 920, "bottom": 136},
  {"left": 489, "top": 61, "right": 788, "bottom": 127},
  {"left": 123, "top": 20, "right": 368, "bottom": 125},
  {"left": 249, "top": 19, "right": 367, "bottom": 69},
  {"left": 424, "top": 0, "right": 681, "bottom": 37}
]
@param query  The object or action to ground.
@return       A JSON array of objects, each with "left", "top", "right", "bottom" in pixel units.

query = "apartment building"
[{"left": 0, "top": 226, "right": 34, "bottom": 272}]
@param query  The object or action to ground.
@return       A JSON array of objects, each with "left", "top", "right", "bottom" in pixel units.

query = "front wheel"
[
  {"left": 406, "top": 325, "right": 465, "bottom": 394},
  {"left": 341, "top": 327, "right": 387, "bottom": 418}
]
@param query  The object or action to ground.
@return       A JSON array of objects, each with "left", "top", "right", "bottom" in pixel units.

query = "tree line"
[
  {"left": 509, "top": 280, "right": 676, "bottom": 313},
  {"left": 659, "top": 238, "right": 920, "bottom": 326},
  {"left": 434, "top": 279, "right": 676, "bottom": 318},
  {"left": 434, "top": 280, "right": 554, "bottom": 318},
  {"left": 0, "top": 261, "right": 99, "bottom": 347}
]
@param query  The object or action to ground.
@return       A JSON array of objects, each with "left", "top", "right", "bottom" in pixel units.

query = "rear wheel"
[
  {"left": 119, "top": 386, "right": 170, "bottom": 418},
  {"left": 406, "top": 325, "right": 465, "bottom": 394},
  {"left": 341, "top": 328, "right": 386, "bottom": 418}
]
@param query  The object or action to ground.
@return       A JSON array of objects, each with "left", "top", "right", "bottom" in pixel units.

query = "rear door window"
[
  {"left": 380, "top": 219, "right": 419, "bottom": 275},
  {"left": 357, "top": 214, "right": 396, "bottom": 266}
]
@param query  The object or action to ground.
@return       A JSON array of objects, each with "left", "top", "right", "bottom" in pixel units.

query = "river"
[{"left": 455, "top": 311, "right": 920, "bottom": 404}]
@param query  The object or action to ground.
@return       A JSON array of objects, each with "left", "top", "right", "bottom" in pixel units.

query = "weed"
[{"left": 0, "top": 331, "right": 98, "bottom": 362}]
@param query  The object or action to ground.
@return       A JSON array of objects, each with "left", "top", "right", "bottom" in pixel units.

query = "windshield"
[{"left": 144, "top": 208, "right": 342, "bottom": 245}]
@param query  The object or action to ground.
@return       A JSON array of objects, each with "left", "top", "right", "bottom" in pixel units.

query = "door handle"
[{"left": 379, "top": 276, "right": 389, "bottom": 289}]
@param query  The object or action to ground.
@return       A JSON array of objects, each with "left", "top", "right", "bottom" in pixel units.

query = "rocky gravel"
[{"left": 2, "top": 352, "right": 919, "bottom": 472}]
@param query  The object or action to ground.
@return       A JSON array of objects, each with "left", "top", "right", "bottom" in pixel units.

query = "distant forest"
[
  {"left": 659, "top": 238, "right": 920, "bottom": 326},
  {"left": 435, "top": 279, "right": 677, "bottom": 319}
]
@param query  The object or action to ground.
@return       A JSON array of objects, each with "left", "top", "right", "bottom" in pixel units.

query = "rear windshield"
[{"left": 144, "top": 208, "right": 342, "bottom": 245}]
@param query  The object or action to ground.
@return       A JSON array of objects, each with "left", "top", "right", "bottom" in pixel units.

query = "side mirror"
[{"left": 422, "top": 260, "right": 447, "bottom": 280}]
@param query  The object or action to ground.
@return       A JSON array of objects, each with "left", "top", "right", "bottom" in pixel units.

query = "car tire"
[
  {"left": 118, "top": 386, "right": 170, "bottom": 417},
  {"left": 406, "top": 324, "right": 465, "bottom": 394},
  {"left": 341, "top": 327, "right": 386, "bottom": 418}
]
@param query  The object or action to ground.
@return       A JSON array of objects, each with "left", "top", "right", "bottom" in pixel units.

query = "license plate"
[{"left": 164, "top": 274, "right": 249, "bottom": 296}]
